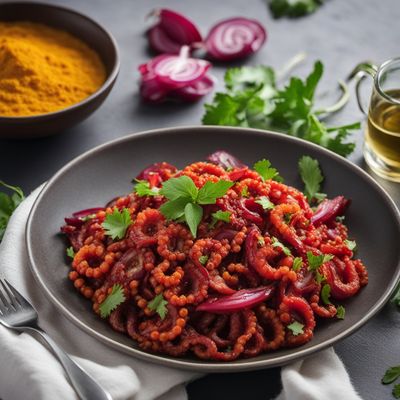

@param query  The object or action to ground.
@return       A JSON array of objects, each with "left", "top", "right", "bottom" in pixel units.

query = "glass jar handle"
[{"left": 348, "top": 62, "right": 378, "bottom": 116}]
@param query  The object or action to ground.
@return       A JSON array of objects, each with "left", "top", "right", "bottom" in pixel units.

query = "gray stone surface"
[{"left": 1, "top": 0, "right": 400, "bottom": 399}]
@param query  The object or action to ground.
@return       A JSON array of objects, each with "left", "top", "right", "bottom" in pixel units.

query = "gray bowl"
[
  {"left": 26, "top": 126, "right": 400, "bottom": 372},
  {"left": 0, "top": 2, "right": 120, "bottom": 138}
]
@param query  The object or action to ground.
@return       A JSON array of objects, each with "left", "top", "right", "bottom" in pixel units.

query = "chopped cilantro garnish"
[
  {"left": 199, "top": 255, "right": 209, "bottom": 265},
  {"left": 298, "top": 156, "right": 325, "bottom": 201},
  {"left": 344, "top": 239, "right": 357, "bottom": 251},
  {"left": 307, "top": 251, "right": 333, "bottom": 272},
  {"left": 253, "top": 159, "right": 283, "bottom": 182},
  {"left": 66, "top": 246, "right": 75, "bottom": 259},
  {"left": 315, "top": 270, "right": 326, "bottom": 284},
  {"left": 269, "top": 0, "right": 323, "bottom": 19},
  {"left": 148, "top": 293, "right": 168, "bottom": 319},
  {"left": 241, "top": 186, "right": 249, "bottom": 197},
  {"left": 210, "top": 210, "right": 231, "bottom": 227},
  {"left": 135, "top": 180, "right": 159, "bottom": 197},
  {"left": 255, "top": 196, "right": 275, "bottom": 210},
  {"left": 287, "top": 321, "right": 304, "bottom": 336},
  {"left": 99, "top": 284, "right": 126, "bottom": 318},
  {"left": 336, "top": 305, "right": 345, "bottom": 319},
  {"left": 271, "top": 237, "right": 291, "bottom": 256},
  {"left": 292, "top": 257, "right": 303, "bottom": 272},
  {"left": 102, "top": 208, "right": 132, "bottom": 240},
  {"left": 321, "top": 283, "right": 331, "bottom": 305}
]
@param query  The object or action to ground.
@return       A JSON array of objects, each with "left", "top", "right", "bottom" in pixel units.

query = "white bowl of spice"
[{"left": 0, "top": 2, "right": 120, "bottom": 138}]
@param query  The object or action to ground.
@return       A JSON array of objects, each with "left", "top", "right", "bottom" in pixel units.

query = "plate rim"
[{"left": 26, "top": 125, "right": 400, "bottom": 372}]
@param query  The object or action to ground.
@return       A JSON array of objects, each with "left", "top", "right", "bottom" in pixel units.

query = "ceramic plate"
[{"left": 26, "top": 126, "right": 400, "bottom": 372}]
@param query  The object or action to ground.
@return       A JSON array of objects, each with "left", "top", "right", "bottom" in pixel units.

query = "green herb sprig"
[
  {"left": 99, "top": 284, "right": 126, "bottom": 318},
  {"left": 203, "top": 62, "right": 359, "bottom": 157},
  {"left": 159, "top": 176, "right": 233, "bottom": 237},
  {"left": 0, "top": 181, "right": 25, "bottom": 242}
]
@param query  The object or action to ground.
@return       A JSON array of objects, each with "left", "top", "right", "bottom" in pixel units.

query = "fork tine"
[
  {"left": 0, "top": 279, "right": 19, "bottom": 309},
  {"left": 4, "top": 279, "right": 30, "bottom": 307},
  {"left": 0, "top": 283, "right": 9, "bottom": 310}
]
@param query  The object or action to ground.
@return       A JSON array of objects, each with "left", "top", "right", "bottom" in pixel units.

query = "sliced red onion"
[
  {"left": 139, "top": 46, "right": 214, "bottom": 102},
  {"left": 207, "top": 150, "right": 246, "bottom": 169},
  {"left": 172, "top": 74, "right": 215, "bottom": 102},
  {"left": 64, "top": 207, "right": 104, "bottom": 227},
  {"left": 72, "top": 207, "right": 104, "bottom": 218},
  {"left": 147, "top": 24, "right": 182, "bottom": 54},
  {"left": 311, "top": 196, "right": 350, "bottom": 226},
  {"left": 148, "top": 9, "right": 203, "bottom": 54},
  {"left": 146, "top": 46, "right": 210, "bottom": 87},
  {"left": 196, "top": 285, "right": 274, "bottom": 314},
  {"left": 205, "top": 17, "right": 267, "bottom": 61}
]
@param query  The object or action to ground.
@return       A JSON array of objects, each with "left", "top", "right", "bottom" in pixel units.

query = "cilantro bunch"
[
  {"left": 0, "top": 181, "right": 25, "bottom": 242},
  {"left": 202, "top": 62, "right": 360, "bottom": 157},
  {"left": 268, "top": 0, "right": 323, "bottom": 18}
]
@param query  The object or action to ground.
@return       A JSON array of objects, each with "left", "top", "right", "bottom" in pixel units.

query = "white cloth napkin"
[{"left": 0, "top": 187, "right": 363, "bottom": 400}]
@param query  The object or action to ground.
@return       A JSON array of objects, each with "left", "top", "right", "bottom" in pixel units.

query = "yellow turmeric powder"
[{"left": 0, "top": 21, "right": 106, "bottom": 117}]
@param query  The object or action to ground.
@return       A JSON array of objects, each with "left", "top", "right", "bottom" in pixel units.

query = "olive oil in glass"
[{"left": 364, "top": 89, "right": 400, "bottom": 180}]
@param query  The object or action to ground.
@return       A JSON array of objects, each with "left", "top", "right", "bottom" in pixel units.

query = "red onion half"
[
  {"left": 205, "top": 17, "right": 267, "bottom": 61},
  {"left": 147, "top": 9, "right": 202, "bottom": 54},
  {"left": 139, "top": 46, "right": 215, "bottom": 102}
]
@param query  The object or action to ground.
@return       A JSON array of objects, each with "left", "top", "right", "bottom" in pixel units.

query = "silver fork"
[{"left": 0, "top": 278, "right": 112, "bottom": 400}]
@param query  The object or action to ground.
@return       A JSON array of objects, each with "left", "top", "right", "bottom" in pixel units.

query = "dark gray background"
[{"left": 1, "top": 0, "right": 400, "bottom": 399}]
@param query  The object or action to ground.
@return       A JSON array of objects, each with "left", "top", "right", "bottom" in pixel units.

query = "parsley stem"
[
  {"left": 276, "top": 52, "right": 307, "bottom": 82},
  {"left": 314, "top": 80, "right": 350, "bottom": 117}
]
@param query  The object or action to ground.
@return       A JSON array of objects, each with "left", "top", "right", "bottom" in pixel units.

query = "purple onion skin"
[
  {"left": 207, "top": 150, "right": 246, "bottom": 169},
  {"left": 147, "top": 24, "right": 182, "bottom": 55},
  {"left": 158, "top": 9, "right": 202, "bottom": 46},
  {"left": 196, "top": 285, "right": 274, "bottom": 314},
  {"left": 311, "top": 196, "right": 350, "bottom": 226}
]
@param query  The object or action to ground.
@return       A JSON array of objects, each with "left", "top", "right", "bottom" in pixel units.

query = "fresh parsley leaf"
[
  {"left": 148, "top": 293, "right": 168, "bottom": 319},
  {"left": 391, "top": 287, "right": 400, "bottom": 307},
  {"left": 241, "top": 185, "right": 249, "bottom": 197},
  {"left": 307, "top": 251, "right": 333, "bottom": 272},
  {"left": 255, "top": 196, "right": 275, "bottom": 210},
  {"left": 184, "top": 202, "right": 203, "bottom": 238},
  {"left": 336, "top": 305, "right": 345, "bottom": 319},
  {"left": 321, "top": 284, "right": 331, "bottom": 305},
  {"left": 269, "top": 0, "right": 323, "bottom": 18},
  {"left": 160, "top": 176, "right": 198, "bottom": 201},
  {"left": 81, "top": 213, "right": 96, "bottom": 222},
  {"left": 159, "top": 197, "right": 191, "bottom": 220},
  {"left": 199, "top": 255, "right": 209, "bottom": 265},
  {"left": 0, "top": 181, "right": 25, "bottom": 242},
  {"left": 210, "top": 210, "right": 231, "bottom": 227},
  {"left": 292, "top": 257, "right": 303, "bottom": 272},
  {"left": 254, "top": 159, "right": 283, "bottom": 182},
  {"left": 102, "top": 208, "right": 132, "bottom": 240},
  {"left": 336, "top": 215, "right": 345, "bottom": 223},
  {"left": 393, "top": 384, "right": 400, "bottom": 399},
  {"left": 382, "top": 366, "right": 400, "bottom": 384},
  {"left": 298, "top": 156, "right": 324, "bottom": 201},
  {"left": 197, "top": 180, "right": 233, "bottom": 204},
  {"left": 66, "top": 247, "right": 75, "bottom": 259},
  {"left": 99, "top": 284, "right": 126, "bottom": 318},
  {"left": 135, "top": 181, "right": 159, "bottom": 197},
  {"left": 202, "top": 62, "right": 359, "bottom": 157},
  {"left": 258, "top": 237, "right": 265, "bottom": 246},
  {"left": 287, "top": 321, "right": 304, "bottom": 336},
  {"left": 271, "top": 237, "right": 291, "bottom": 256},
  {"left": 344, "top": 239, "right": 357, "bottom": 251},
  {"left": 225, "top": 66, "right": 276, "bottom": 93},
  {"left": 315, "top": 270, "right": 326, "bottom": 284}
]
